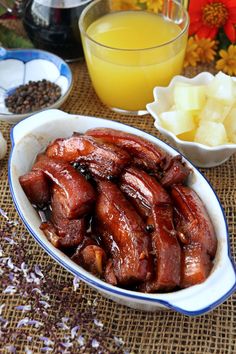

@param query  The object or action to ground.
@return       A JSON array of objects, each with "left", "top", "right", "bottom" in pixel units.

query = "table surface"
[{"left": 0, "top": 23, "right": 236, "bottom": 354}]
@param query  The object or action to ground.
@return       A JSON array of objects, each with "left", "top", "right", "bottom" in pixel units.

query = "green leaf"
[
  {"left": 0, "top": 24, "right": 34, "bottom": 48},
  {"left": 217, "top": 29, "right": 231, "bottom": 50}
]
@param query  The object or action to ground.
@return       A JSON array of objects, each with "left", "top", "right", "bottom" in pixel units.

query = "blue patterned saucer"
[{"left": 0, "top": 47, "right": 73, "bottom": 123}]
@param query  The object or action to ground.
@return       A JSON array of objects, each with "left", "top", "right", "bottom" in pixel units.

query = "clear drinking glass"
[{"left": 79, "top": 0, "right": 189, "bottom": 115}]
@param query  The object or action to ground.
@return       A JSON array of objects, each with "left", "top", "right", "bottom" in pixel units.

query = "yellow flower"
[
  {"left": 216, "top": 45, "right": 236, "bottom": 76},
  {"left": 111, "top": 0, "right": 139, "bottom": 10},
  {"left": 184, "top": 37, "right": 200, "bottom": 68},
  {"left": 195, "top": 36, "right": 217, "bottom": 63},
  {"left": 139, "top": 0, "right": 164, "bottom": 12}
]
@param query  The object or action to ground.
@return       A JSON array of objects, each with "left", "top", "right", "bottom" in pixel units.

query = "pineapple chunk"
[
  {"left": 224, "top": 108, "right": 236, "bottom": 143},
  {"left": 177, "top": 129, "right": 196, "bottom": 142},
  {"left": 199, "top": 97, "right": 232, "bottom": 123},
  {"left": 207, "top": 72, "right": 235, "bottom": 104},
  {"left": 194, "top": 121, "right": 228, "bottom": 146},
  {"left": 159, "top": 110, "right": 196, "bottom": 136},
  {"left": 173, "top": 83, "right": 206, "bottom": 111}
]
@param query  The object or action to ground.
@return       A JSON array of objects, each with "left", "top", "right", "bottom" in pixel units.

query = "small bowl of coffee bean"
[{"left": 0, "top": 47, "right": 73, "bottom": 123}]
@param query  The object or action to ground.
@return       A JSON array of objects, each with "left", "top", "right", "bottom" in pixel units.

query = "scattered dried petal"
[
  {"left": 25, "top": 347, "right": 33, "bottom": 354},
  {"left": 28, "top": 319, "right": 43, "bottom": 328},
  {"left": 41, "top": 347, "right": 53, "bottom": 352},
  {"left": 3, "top": 285, "right": 17, "bottom": 294},
  {"left": 91, "top": 339, "right": 100, "bottom": 348},
  {"left": 60, "top": 341, "right": 72, "bottom": 348},
  {"left": 94, "top": 319, "right": 104, "bottom": 328},
  {"left": 0, "top": 207, "right": 8, "bottom": 219},
  {"left": 4, "top": 237, "right": 17, "bottom": 245},
  {"left": 71, "top": 325, "right": 80, "bottom": 339},
  {"left": 17, "top": 317, "right": 30, "bottom": 328},
  {"left": 73, "top": 276, "right": 80, "bottom": 291},
  {"left": 0, "top": 303, "right": 5, "bottom": 315},
  {"left": 39, "top": 337, "right": 54, "bottom": 346},
  {"left": 114, "top": 336, "right": 125, "bottom": 346},
  {"left": 16, "top": 305, "right": 32, "bottom": 312},
  {"left": 4, "top": 345, "right": 16, "bottom": 353},
  {"left": 34, "top": 265, "right": 44, "bottom": 278},
  {"left": 57, "top": 322, "right": 70, "bottom": 330},
  {"left": 77, "top": 335, "right": 85, "bottom": 346},
  {"left": 39, "top": 300, "right": 50, "bottom": 309},
  {"left": 7, "top": 258, "right": 15, "bottom": 269}
]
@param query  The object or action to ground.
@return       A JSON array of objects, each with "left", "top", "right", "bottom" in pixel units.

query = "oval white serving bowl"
[
  {"left": 146, "top": 72, "right": 236, "bottom": 168},
  {"left": 9, "top": 109, "right": 236, "bottom": 315},
  {"left": 0, "top": 47, "right": 73, "bottom": 123}
]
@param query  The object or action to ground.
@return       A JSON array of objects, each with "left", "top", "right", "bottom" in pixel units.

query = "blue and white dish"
[
  {"left": 9, "top": 109, "right": 236, "bottom": 315},
  {"left": 0, "top": 47, "right": 73, "bottom": 123}
]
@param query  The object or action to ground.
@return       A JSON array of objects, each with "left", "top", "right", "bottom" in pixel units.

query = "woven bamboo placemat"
[{"left": 0, "top": 21, "right": 236, "bottom": 354}]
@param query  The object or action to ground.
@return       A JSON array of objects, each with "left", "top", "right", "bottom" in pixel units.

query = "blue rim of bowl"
[
  {"left": 8, "top": 112, "right": 236, "bottom": 316},
  {"left": 0, "top": 47, "right": 73, "bottom": 117}
]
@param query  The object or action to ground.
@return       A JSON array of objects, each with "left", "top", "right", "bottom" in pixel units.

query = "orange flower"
[
  {"left": 139, "top": 0, "right": 164, "bottom": 13},
  {"left": 195, "top": 36, "right": 218, "bottom": 63},
  {"left": 216, "top": 44, "right": 236, "bottom": 75},
  {"left": 184, "top": 37, "right": 200, "bottom": 67},
  {"left": 189, "top": 0, "right": 236, "bottom": 42},
  {"left": 111, "top": 0, "right": 139, "bottom": 11}
]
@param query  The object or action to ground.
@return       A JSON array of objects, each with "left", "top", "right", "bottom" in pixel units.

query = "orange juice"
[{"left": 83, "top": 11, "right": 188, "bottom": 112}]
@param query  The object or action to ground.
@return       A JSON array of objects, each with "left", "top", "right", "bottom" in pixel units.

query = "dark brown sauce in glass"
[{"left": 22, "top": 0, "right": 92, "bottom": 61}]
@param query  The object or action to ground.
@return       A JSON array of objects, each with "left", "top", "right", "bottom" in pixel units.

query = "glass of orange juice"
[{"left": 79, "top": 0, "right": 189, "bottom": 115}]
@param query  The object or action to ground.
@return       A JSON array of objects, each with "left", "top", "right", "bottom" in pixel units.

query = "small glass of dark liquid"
[{"left": 22, "top": 0, "right": 92, "bottom": 61}]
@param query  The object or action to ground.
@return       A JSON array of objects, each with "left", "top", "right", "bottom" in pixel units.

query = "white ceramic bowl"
[
  {"left": 0, "top": 47, "right": 73, "bottom": 123},
  {"left": 147, "top": 72, "right": 236, "bottom": 168},
  {"left": 9, "top": 109, "right": 236, "bottom": 315}
]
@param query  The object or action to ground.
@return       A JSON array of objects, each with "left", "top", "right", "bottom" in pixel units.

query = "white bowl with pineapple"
[{"left": 147, "top": 72, "right": 236, "bottom": 167}]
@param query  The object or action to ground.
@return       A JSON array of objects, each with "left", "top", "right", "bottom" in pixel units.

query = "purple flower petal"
[
  {"left": 4, "top": 237, "right": 17, "bottom": 245},
  {"left": 61, "top": 317, "right": 69, "bottom": 323},
  {"left": 0, "top": 207, "right": 8, "bottom": 219},
  {"left": 77, "top": 335, "right": 85, "bottom": 346},
  {"left": 4, "top": 345, "right": 16, "bottom": 353},
  {"left": 17, "top": 317, "right": 30, "bottom": 328},
  {"left": 94, "top": 319, "right": 104, "bottom": 328},
  {"left": 7, "top": 258, "right": 15, "bottom": 269},
  {"left": 114, "top": 336, "right": 124, "bottom": 346},
  {"left": 3, "top": 285, "right": 17, "bottom": 294},
  {"left": 41, "top": 347, "right": 53, "bottom": 352},
  {"left": 0, "top": 303, "right": 5, "bottom": 314},
  {"left": 39, "top": 337, "right": 54, "bottom": 346},
  {"left": 29, "top": 272, "right": 41, "bottom": 285},
  {"left": 16, "top": 305, "right": 32, "bottom": 312},
  {"left": 34, "top": 265, "right": 44, "bottom": 278},
  {"left": 27, "top": 319, "right": 43, "bottom": 328},
  {"left": 60, "top": 342, "right": 72, "bottom": 348},
  {"left": 73, "top": 276, "right": 80, "bottom": 291},
  {"left": 8, "top": 220, "right": 18, "bottom": 226},
  {"left": 91, "top": 339, "right": 99, "bottom": 348},
  {"left": 57, "top": 322, "right": 70, "bottom": 330},
  {"left": 9, "top": 273, "right": 15, "bottom": 281},
  {"left": 39, "top": 301, "right": 50, "bottom": 309},
  {"left": 0, "top": 316, "right": 7, "bottom": 324},
  {"left": 21, "top": 262, "right": 28, "bottom": 275},
  {"left": 32, "top": 288, "right": 42, "bottom": 295},
  {"left": 71, "top": 325, "right": 80, "bottom": 339}
]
